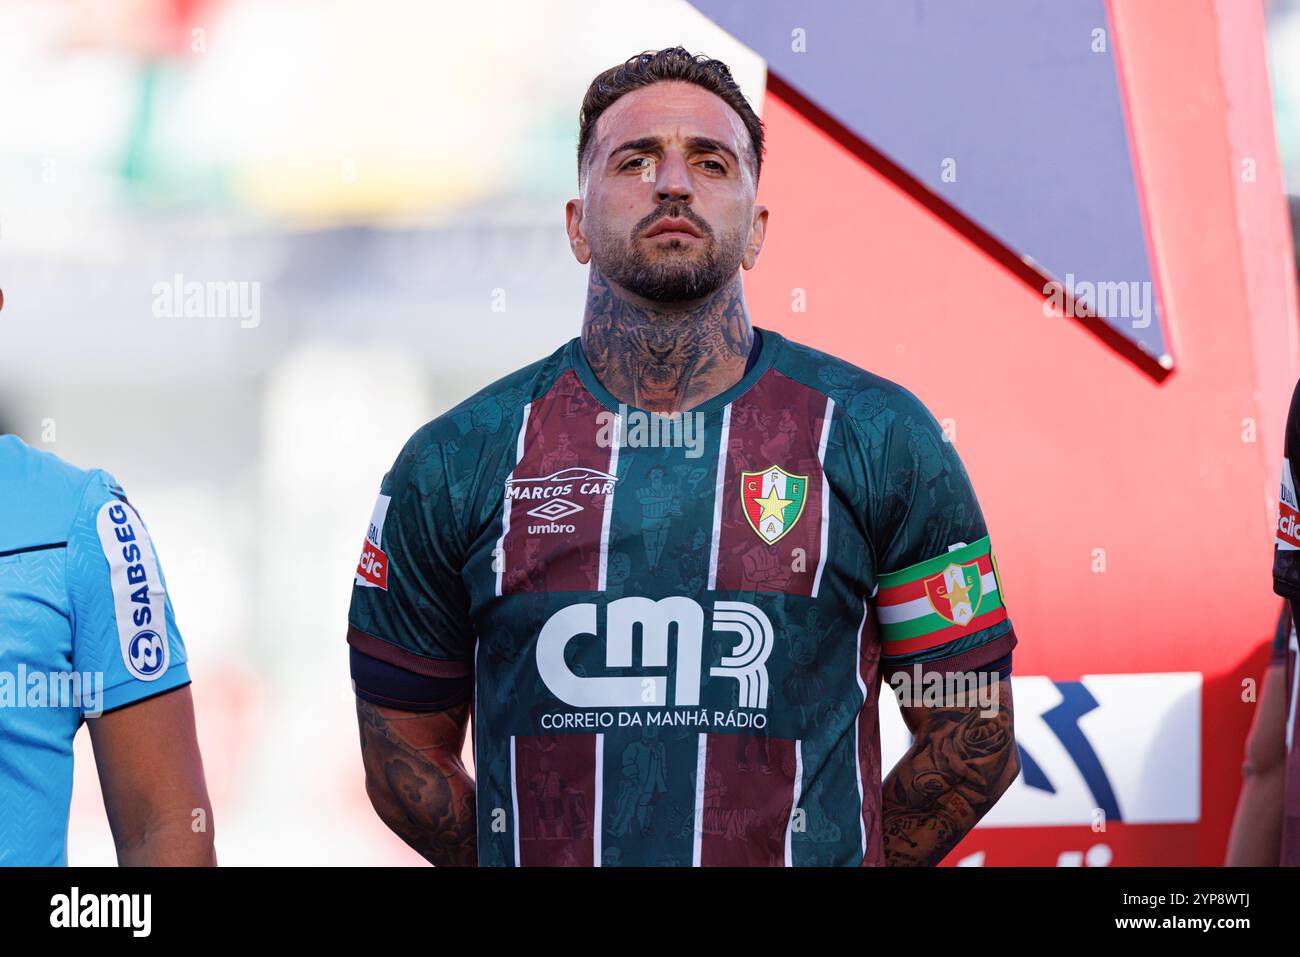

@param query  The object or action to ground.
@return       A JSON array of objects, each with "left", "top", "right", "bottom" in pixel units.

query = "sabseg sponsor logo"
[{"left": 96, "top": 501, "right": 169, "bottom": 682}]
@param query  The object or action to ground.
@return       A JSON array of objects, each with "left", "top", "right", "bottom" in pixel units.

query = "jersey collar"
[{"left": 569, "top": 325, "right": 783, "bottom": 419}]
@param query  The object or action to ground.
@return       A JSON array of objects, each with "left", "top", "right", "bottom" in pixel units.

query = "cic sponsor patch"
[
  {"left": 96, "top": 500, "right": 170, "bottom": 682},
  {"left": 356, "top": 493, "right": 391, "bottom": 589},
  {"left": 1279, "top": 457, "right": 1300, "bottom": 550}
]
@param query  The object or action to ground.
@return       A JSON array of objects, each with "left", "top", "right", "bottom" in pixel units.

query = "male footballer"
[
  {"left": 348, "top": 46, "right": 1019, "bottom": 866},
  {"left": 0, "top": 434, "right": 215, "bottom": 866},
  {"left": 1235, "top": 200, "right": 1300, "bottom": 867},
  {"left": 1264, "top": 378, "right": 1300, "bottom": 866},
  {"left": 1226, "top": 602, "right": 1296, "bottom": 865}
]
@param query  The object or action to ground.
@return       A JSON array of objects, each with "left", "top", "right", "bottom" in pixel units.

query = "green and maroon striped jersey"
[{"left": 347, "top": 327, "right": 1015, "bottom": 866}]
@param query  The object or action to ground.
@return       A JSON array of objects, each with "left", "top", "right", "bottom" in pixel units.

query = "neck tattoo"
[{"left": 580, "top": 265, "right": 755, "bottom": 414}]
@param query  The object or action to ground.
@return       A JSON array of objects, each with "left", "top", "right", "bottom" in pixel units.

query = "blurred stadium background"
[{"left": 0, "top": 0, "right": 1297, "bottom": 865}]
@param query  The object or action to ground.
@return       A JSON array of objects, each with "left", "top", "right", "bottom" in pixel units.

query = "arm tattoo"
[
  {"left": 581, "top": 265, "right": 753, "bottom": 414},
  {"left": 356, "top": 698, "right": 477, "bottom": 867},
  {"left": 881, "top": 675, "right": 1020, "bottom": 866}
]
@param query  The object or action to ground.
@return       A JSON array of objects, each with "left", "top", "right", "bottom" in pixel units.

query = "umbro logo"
[{"left": 527, "top": 498, "right": 583, "bottom": 521}]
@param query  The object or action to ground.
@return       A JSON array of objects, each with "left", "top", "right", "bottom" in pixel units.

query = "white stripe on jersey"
[
  {"left": 811, "top": 396, "right": 836, "bottom": 598},
  {"left": 1289, "top": 624, "right": 1298, "bottom": 752},
  {"left": 598, "top": 413, "right": 620, "bottom": 592},
  {"left": 593, "top": 733, "right": 604, "bottom": 867},
  {"left": 593, "top": 412, "right": 619, "bottom": 859},
  {"left": 473, "top": 638, "right": 481, "bottom": 858},
  {"left": 707, "top": 404, "right": 733, "bottom": 591},
  {"left": 495, "top": 402, "right": 532, "bottom": 597},
  {"left": 853, "top": 596, "right": 870, "bottom": 862},
  {"left": 594, "top": 419, "right": 620, "bottom": 860},
  {"left": 509, "top": 735, "right": 520, "bottom": 866},
  {"left": 692, "top": 733, "right": 708, "bottom": 867},
  {"left": 784, "top": 739, "right": 804, "bottom": 866}
]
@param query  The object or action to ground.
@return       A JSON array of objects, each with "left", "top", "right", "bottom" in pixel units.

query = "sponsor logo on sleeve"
[
  {"left": 356, "top": 493, "right": 391, "bottom": 589},
  {"left": 96, "top": 501, "right": 170, "bottom": 682},
  {"left": 1279, "top": 458, "right": 1300, "bottom": 550}
]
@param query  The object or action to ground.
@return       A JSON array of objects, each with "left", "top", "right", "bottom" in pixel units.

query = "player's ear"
[
  {"left": 566, "top": 198, "right": 592, "bottom": 265},
  {"left": 742, "top": 204, "right": 769, "bottom": 271}
]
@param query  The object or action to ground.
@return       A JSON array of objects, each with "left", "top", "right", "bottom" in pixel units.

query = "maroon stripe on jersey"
[
  {"left": 698, "top": 733, "right": 797, "bottom": 866},
  {"left": 346, "top": 625, "right": 472, "bottom": 677},
  {"left": 513, "top": 734, "right": 597, "bottom": 867},
  {"left": 500, "top": 369, "right": 615, "bottom": 594},
  {"left": 712, "top": 370, "right": 832, "bottom": 596},
  {"left": 857, "top": 604, "right": 885, "bottom": 866}
]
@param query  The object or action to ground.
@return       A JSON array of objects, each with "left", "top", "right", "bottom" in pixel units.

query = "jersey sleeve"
[
  {"left": 67, "top": 471, "right": 191, "bottom": 716},
  {"left": 1273, "top": 380, "right": 1300, "bottom": 599},
  {"left": 863, "top": 392, "right": 1016, "bottom": 677},
  {"left": 346, "top": 427, "right": 476, "bottom": 690},
  {"left": 1272, "top": 602, "right": 1293, "bottom": 666}
]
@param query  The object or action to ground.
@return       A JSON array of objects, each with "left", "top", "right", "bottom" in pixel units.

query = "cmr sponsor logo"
[
  {"left": 50, "top": 887, "right": 151, "bottom": 937},
  {"left": 96, "top": 501, "right": 169, "bottom": 682},
  {"left": 537, "top": 596, "right": 772, "bottom": 709},
  {"left": 356, "top": 493, "right": 391, "bottom": 589}
]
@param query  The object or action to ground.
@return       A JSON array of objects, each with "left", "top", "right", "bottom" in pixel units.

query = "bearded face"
[{"left": 588, "top": 200, "right": 750, "bottom": 305}]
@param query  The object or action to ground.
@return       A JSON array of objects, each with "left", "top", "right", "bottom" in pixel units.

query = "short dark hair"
[{"left": 577, "top": 46, "right": 765, "bottom": 188}]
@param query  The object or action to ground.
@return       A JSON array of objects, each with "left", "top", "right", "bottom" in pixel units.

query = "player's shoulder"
[
  {"left": 1287, "top": 377, "right": 1300, "bottom": 433},
  {"left": 0, "top": 435, "right": 120, "bottom": 547},
  {"left": 386, "top": 340, "right": 575, "bottom": 488},
  {"left": 768, "top": 331, "right": 939, "bottom": 428}
]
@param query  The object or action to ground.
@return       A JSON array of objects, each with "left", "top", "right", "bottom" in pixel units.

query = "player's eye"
[
  {"left": 699, "top": 159, "right": 726, "bottom": 172},
  {"left": 623, "top": 157, "right": 653, "bottom": 171}
]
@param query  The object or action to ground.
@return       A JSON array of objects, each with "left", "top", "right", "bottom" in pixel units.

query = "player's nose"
[{"left": 653, "top": 151, "right": 693, "bottom": 204}]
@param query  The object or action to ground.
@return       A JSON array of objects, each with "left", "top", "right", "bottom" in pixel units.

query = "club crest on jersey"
[
  {"left": 741, "top": 466, "right": 808, "bottom": 545},
  {"left": 923, "top": 561, "right": 984, "bottom": 626}
]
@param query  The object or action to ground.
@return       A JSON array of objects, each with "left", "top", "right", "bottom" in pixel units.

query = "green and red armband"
[{"left": 875, "top": 535, "right": 1016, "bottom": 675}]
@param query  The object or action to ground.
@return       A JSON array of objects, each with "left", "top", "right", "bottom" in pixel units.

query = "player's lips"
[{"left": 644, "top": 218, "right": 702, "bottom": 239}]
